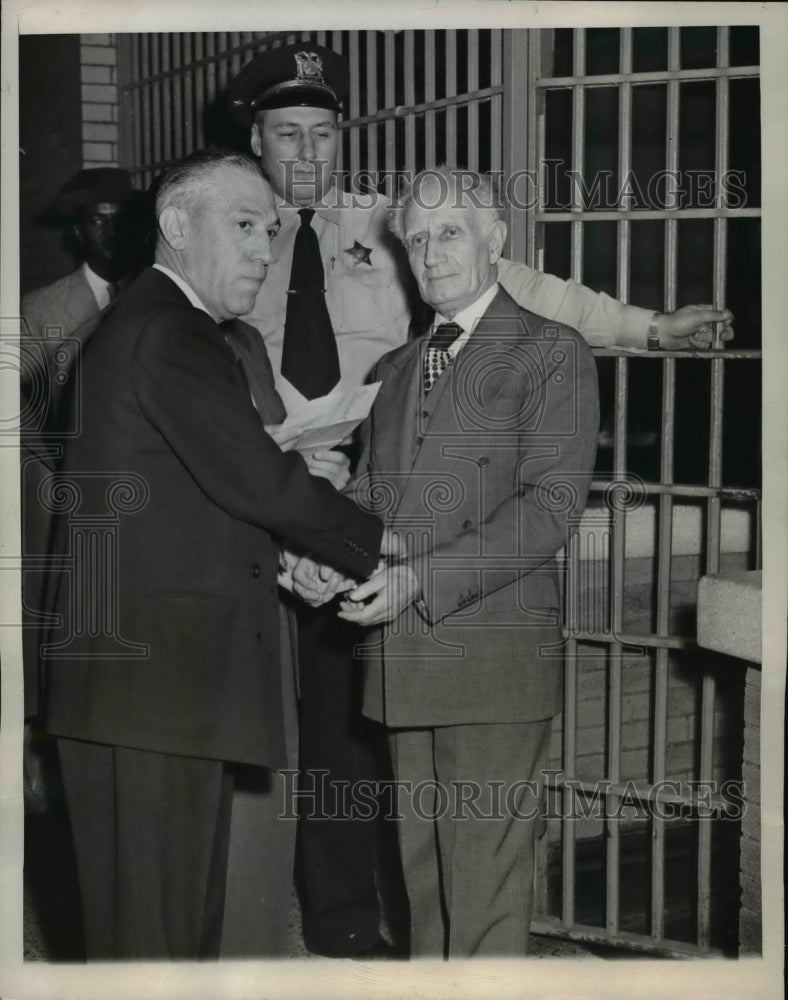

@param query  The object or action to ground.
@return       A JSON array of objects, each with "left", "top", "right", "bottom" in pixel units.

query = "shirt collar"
[
  {"left": 434, "top": 282, "right": 500, "bottom": 336},
  {"left": 275, "top": 185, "right": 346, "bottom": 227},
  {"left": 82, "top": 262, "right": 110, "bottom": 305},
  {"left": 153, "top": 263, "right": 213, "bottom": 318}
]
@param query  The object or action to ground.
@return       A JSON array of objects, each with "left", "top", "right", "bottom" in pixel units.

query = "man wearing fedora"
[
  {"left": 226, "top": 42, "right": 737, "bottom": 959},
  {"left": 22, "top": 167, "right": 143, "bottom": 351}
]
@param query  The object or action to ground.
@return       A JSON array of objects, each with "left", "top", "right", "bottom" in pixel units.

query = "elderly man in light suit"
[{"left": 296, "top": 166, "right": 599, "bottom": 958}]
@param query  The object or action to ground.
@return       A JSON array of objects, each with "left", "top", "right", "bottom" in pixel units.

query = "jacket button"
[
  {"left": 251, "top": 563, "right": 261, "bottom": 578},
  {"left": 479, "top": 456, "right": 489, "bottom": 466},
  {"left": 462, "top": 519, "right": 473, "bottom": 530},
  {"left": 416, "top": 436, "right": 424, "bottom": 447},
  {"left": 421, "top": 410, "right": 429, "bottom": 419}
]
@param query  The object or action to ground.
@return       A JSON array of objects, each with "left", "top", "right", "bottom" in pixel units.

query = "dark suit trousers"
[
  {"left": 295, "top": 604, "right": 383, "bottom": 955},
  {"left": 57, "top": 739, "right": 234, "bottom": 960}
]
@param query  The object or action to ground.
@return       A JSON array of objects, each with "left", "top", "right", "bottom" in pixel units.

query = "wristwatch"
[{"left": 647, "top": 313, "right": 661, "bottom": 351}]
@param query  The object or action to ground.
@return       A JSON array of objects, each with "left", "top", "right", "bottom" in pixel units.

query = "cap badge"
[{"left": 294, "top": 50, "right": 325, "bottom": 84}]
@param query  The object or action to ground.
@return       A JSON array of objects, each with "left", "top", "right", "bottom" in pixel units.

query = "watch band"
[{"left": 647, "top": 314, "right": 661, "bottom": 351}]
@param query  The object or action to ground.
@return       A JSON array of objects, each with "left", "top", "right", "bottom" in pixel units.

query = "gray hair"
[
  {"left": 155, "top": 148, "right": 263, "bottom": 217},
  {"left": 388, "top": 166, "right": 505, "bottom": 244}
]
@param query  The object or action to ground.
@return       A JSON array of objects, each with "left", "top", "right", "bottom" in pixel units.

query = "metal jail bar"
[
  {"left": 528, "top": 25, "right": 761, "bottom": 956},
  {"left": 117, "top": 31, "right": 507, "bottom": 187},
  {"left": 112, "top": 27, "right": 760, "bottom": 958}
]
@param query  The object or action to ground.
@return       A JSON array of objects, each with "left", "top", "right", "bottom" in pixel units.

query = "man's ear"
[
  {"left": 250, "top": 122, "right": 262, "bottom": 158},
  {"left": 488, "top": 219, "right": 508, "bottom": 263},
  {"left": 157, "top": 206, "right": 188, "bottom": 251}
]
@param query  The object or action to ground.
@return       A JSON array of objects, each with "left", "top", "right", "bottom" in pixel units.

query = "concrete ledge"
[
  {"left": 580, "top": 500, "right": 753, "bottom": 559},
  {"left": 697, "top": 570, "right": 762, "bottom": 664}
]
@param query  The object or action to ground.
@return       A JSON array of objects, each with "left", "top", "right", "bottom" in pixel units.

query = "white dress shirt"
[
  {"left": 433, "top": 281, "right": 500, "bottom": 354},
  {"left": 82, "top": 262, "right": 118, "bottom": 311}
]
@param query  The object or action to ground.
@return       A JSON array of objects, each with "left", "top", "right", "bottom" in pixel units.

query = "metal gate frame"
[
  {"left": 525, "top": 25, "right": 762, "bottom": 957},
  {"left": 115, "top": 26, "right": 762, "bottom": 958},
  {"left": 116, "top": 29, "right": 509, "bottom": 194}
]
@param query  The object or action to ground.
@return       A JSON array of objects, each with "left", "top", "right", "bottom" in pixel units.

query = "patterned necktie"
[
  {"left": 423, "top": 322, "right": 463, "bottom": 393},
  {"left": 280, "top": 208, "right": 341, "bottom": 399}
]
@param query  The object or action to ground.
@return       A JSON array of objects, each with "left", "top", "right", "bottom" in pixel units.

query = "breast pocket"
[{"left": 332, "top": 256, "right": 409, "bottom": 335}]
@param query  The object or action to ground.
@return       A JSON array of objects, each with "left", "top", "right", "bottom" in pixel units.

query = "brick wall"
[
  {"left": 80, "top": 34, "right": 119, "bottom": 168},
  {"left": 19, "top": 33, "right": 122, "bottom": 294},
  {"left": 19, "top": 35, "right": 84, "bottom": 295}
]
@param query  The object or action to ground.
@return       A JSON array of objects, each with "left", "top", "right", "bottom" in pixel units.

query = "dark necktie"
[
  {"left": 423, "top": 321, "right": 463, "bottom": 393},
  {"left": 280, "top": 208, "right": 341, "bottom": 399}
]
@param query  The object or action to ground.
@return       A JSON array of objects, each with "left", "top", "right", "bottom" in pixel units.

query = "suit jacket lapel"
[
  {"left": 395, "top": 287, "right": 529, "bottom": 517},
  {"left": 370, "top": 341, "right": 423, "bottom": 478},
  {"left": 65, "top": 268, "right": 100, "bottom": 330},
  {"left": 429, "top": 285, "right": 533, "bottom": 429},
  {"left": 221, "top": 319, "right": 286, "bottom": 424},
  {"left": 396, "top": 344, "right": 426, "bottom": 473}
]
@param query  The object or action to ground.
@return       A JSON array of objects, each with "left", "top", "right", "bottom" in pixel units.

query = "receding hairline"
[
  {"left": 155, "top": 157, "right": 266, "bottom": 217},
  {"left": 391, "top": 167, "right": 505, "bottom": 243}
]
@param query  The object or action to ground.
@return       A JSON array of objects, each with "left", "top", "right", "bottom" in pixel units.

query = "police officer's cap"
[{"left": 229, "top": 44, "right": 348, "bottom": 127}]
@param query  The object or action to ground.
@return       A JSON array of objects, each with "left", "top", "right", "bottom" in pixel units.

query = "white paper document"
[{"left": 277, "top": 382, "right": 382, "bottom": 452}]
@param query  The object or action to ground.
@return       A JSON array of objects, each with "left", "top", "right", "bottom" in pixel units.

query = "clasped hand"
[
  {"left": 289, "top": 555, "right": 357, "bottom": 607},
  {"left": 336, "top": 561, "right": 421, "bottom": 627},
  {"left": 288, "top": 529, "right": 420, "bottom": 625}
]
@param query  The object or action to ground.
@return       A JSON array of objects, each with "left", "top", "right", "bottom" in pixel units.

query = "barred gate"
[
  {"left": 116, "top": 29, "right": 509, "bottom": 190},
  {"left": 115, "top": 27, "right": 762, "bottom": 958},
  {"left": 525, "top": 26, "right": 761, "bottom": 956}
]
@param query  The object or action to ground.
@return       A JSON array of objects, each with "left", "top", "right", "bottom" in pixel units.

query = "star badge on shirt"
[{"left": 344, "top": 240, "right": 373, "bottom": 266}]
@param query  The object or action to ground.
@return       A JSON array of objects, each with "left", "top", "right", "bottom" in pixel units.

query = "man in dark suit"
[
  {"left": 41, "top": 148, "right": 396, "bottom": 960},
  {"left": 20, "top": 169, "right": 143, "bottom": 776},
  {"left": 297, "top": 166, "right": 599, "bottom": 957}
]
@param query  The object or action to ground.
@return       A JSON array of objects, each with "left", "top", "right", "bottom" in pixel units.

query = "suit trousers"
[
  {"left": 388, "top": 717, "right": 553, "bottom": 958},
  {"left": 57, "top": 738, "right": 234, "bottom": 959},
  {"left": 295, "top": 603, "right": 384, "bottom": 955},
  {"left": 58, "top": 613, "right": 300, "bottom": 960},
  {"left": 220, "top": 605, "right": 300, "bottom": 957}
]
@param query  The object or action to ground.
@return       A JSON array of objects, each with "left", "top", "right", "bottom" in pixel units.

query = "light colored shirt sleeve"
[{"left": 497, "top": 257, "right": 654, "bottom": 348}]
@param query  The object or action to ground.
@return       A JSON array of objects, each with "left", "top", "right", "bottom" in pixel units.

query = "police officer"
[
  {"left": 228, "top": 46, "right": 410, "bottom": 959},
  {"left": 227, "top": 41, "right": 735, "bottom": 959}
]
